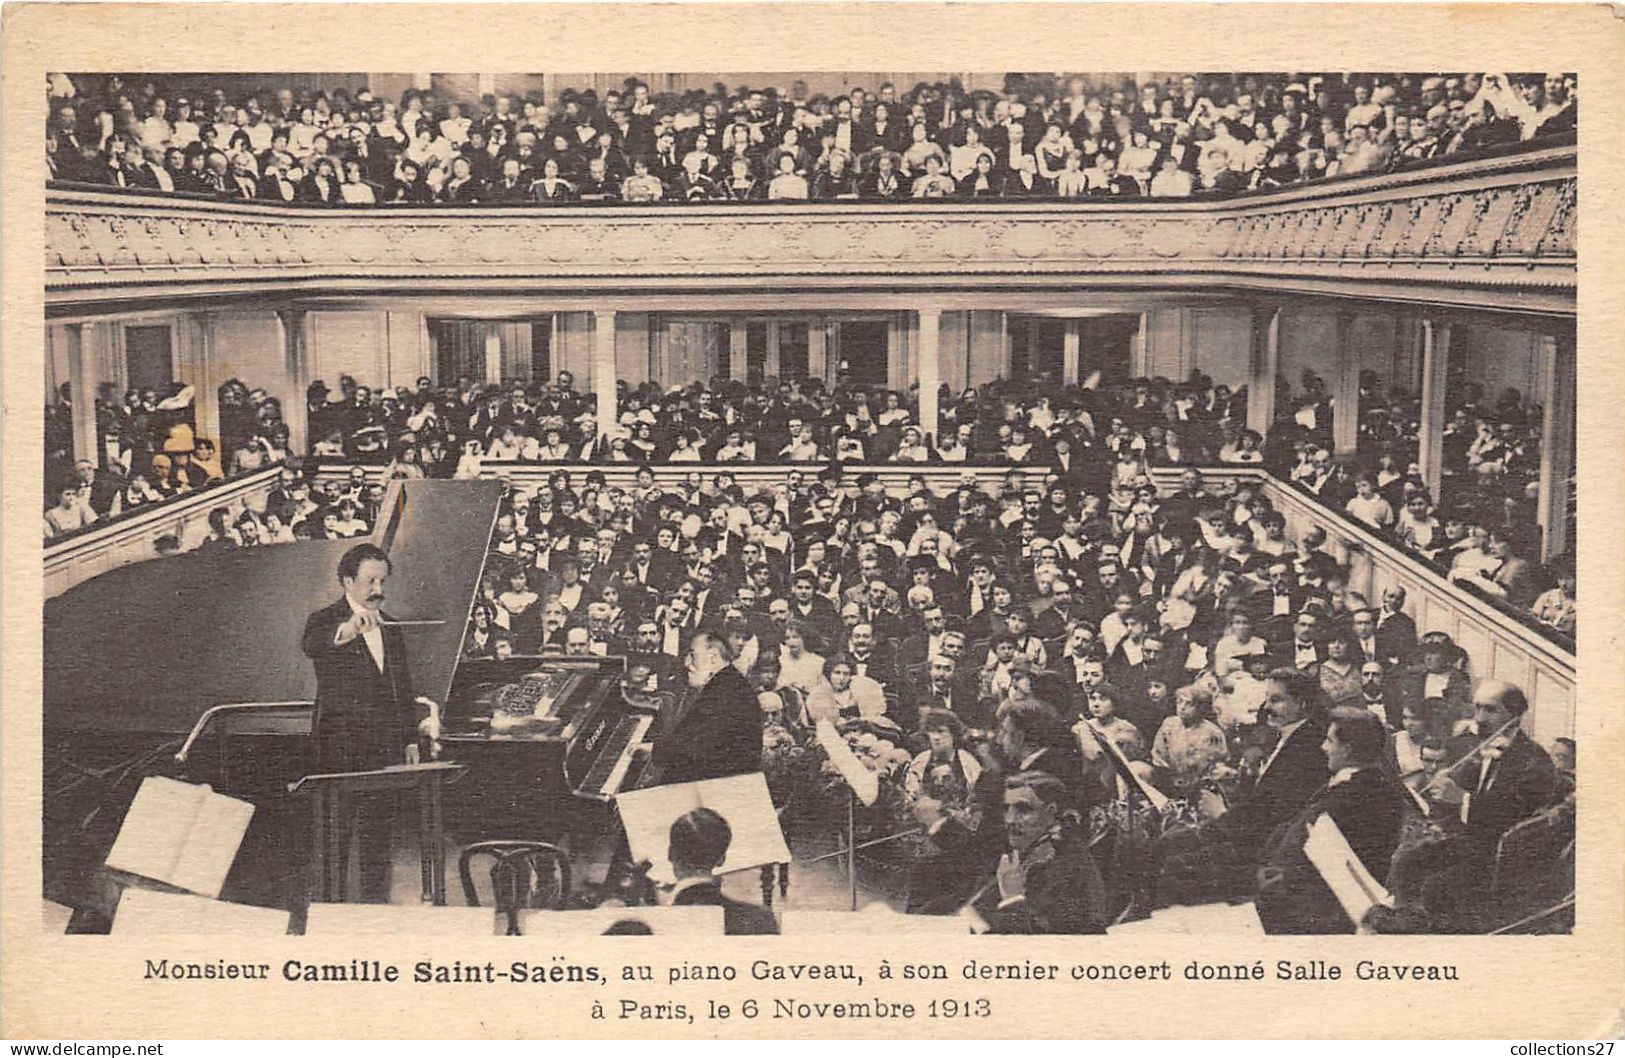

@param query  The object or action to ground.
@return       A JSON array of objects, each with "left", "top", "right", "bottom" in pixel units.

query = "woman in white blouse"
[
  {"left": 775, "top": 622, "right": 826, "bottom": 698},
  {"left": 806, "top": 656, "right": 887, "bottom": 723}
]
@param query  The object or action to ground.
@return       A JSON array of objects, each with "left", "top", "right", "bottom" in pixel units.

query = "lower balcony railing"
[{"left": 42, "top": 459, "right": 1574, "bottom": 740}]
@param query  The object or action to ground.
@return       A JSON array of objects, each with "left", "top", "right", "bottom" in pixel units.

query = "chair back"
[{"left": 458, "top": 841, "right": 572, "bottom": 933}]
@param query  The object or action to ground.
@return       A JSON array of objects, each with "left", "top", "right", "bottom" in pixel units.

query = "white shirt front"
[{"left": 1259, "top": 718, "right": 1307, "bottom": 778}]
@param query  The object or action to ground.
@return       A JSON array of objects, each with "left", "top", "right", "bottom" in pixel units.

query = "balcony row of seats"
[{"left": 46, "top": 71, "right": 1576, "bottom": 204}]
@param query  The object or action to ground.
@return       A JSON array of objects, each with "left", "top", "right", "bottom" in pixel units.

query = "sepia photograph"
[{"left": 5, "top": 1, "right": 1622, "bottom": 1042}]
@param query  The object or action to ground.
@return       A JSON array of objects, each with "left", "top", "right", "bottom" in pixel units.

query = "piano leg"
[
  {"left": 418, "top": 784, "right": 434, "bottom": 903},
  {"left": 430, "top": 773, "right": 447, "bottom": 906},
  {"left": 760, "top": 865, "right": 774, "bottom": 908},
  {"left": 779, "top": 862, "right": 791, "bottom": 902}
]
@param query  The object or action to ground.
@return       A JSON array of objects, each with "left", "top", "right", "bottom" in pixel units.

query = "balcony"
[{"left": 45, "top": 142, "right": 1575, "bottom": 315}]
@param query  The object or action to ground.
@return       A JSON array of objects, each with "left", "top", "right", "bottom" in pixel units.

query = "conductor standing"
[{"left": 300, "top": 542, "right": 431, "bottom": 900}]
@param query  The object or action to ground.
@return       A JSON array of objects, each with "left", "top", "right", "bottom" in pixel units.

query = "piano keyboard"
[{"left": 576, "top": 714, "right": 654, "bottom": 800}]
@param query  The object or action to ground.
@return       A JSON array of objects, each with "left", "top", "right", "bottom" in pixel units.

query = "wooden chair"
[{"left": 458, "top": 841, "right": 572, "bottom": 935}]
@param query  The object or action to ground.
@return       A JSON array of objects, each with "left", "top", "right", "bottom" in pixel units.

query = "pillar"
[
  {"left": 278, "top": 307, "right": 310, "bottom": 455},
  {"left": 1062, "top": 320, "right": 1081, "bottom": 386},
  {"left": 1246, "top": 305, "right": 1280, "bottom": 436},
  {"left": 593, "top": 310, "right": 618, "bottom": 430},
  {"left": 807, "top": 321, "right": 828, "bottom": 382},
  {"left": 65, "top": 322, "right": 99, "bottom": 467},
  {"left": 1417, "top": 318, "right": 1452, "bottom": 500},
  {"left": 729, "top": 317, "right": 748, "bottom": 381},
  {"left": 1536, "top": 332, "right": 1576, "bottom": 561},
  {"left": 917, "top": 308, "right": 941, "bottom": 445},
  {"left": 1131, "top": 312, "right": 1150, "bottom": 378},
  {"left": 765, "top": 320, "right": 782, "bottom": 379},
  {"left": 1331, "top": 312, "right": 1360, "bottom": 458}
]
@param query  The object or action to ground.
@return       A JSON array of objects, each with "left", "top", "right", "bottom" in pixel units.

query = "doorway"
[
  {"left": 429, "top": 317, "right": 551, "bottom": 385},
  {"left": 837, "top": 320, "right": 890, "bottom": 387},
  {"left": 124, "top": 324, "right": 174, "bottom": 393}
]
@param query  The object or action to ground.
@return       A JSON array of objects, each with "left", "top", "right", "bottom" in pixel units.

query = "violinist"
[
  {"left": 1376, "top": 679, "right": 1557, "bottom": 931},
  {"left": 971, "top": 772, "right": 1109, "bottom": 934}
]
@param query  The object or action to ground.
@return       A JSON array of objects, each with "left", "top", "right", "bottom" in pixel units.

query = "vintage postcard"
[{"left": 2, "top": 1, "right": 1621, "bottom": 1041}]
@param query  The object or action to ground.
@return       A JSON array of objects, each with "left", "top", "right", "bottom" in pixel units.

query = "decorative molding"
[{"left": 45, "top": 146, "right": 1574, "bottom": 312}]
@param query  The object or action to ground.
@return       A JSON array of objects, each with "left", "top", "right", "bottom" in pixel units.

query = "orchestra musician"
[
  {"left": 1149, "top": 667, "right": 1331, "bottom": 907},
  {"left": 1254, "top": 707, "right": 1408, "bottom": 933},
  {"left": 666, "top": 807, "right": 779, "bottom": 935},
  {"left": 971, "top": 771, "right": 1108, "bottom": 934},
  {"left": 299, "top": 542, "right": 435, "bottom": 902},
  {"left": 1374, "top": 679, "right": 1557, "bottom": 931}
]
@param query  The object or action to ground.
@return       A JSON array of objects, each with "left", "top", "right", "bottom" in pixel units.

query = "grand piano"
[{"left": 42, "top": 479, "right": 659, "bottom": 923}]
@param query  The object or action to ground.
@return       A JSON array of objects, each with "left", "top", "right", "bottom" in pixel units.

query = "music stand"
[{"left": 288, "top": 762, "right": 466, "bottom": 906}]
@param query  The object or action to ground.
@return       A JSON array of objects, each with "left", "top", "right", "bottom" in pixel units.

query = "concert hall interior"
[{"left": 41, "top": 70, "right": 1577, "bottom": 938}]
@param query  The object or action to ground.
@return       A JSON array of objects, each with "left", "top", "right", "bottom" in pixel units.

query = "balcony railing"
[
  {"left": 44, "top": 459, "right": 1574, "bottom": 739},
  {"left": 45, "top": 141, "right": 1575, "bottom": 312}
]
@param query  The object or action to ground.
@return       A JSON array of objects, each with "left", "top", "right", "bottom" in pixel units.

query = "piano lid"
[{"left": 44, "top": 479, "right": 502, "bottom": 736}]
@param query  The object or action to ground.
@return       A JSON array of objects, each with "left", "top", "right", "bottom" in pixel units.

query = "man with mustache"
[{"left": 300, "top": 543, "right": 435, "bottom": 902}]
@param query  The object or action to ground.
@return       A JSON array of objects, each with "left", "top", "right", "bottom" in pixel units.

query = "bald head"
[{"left": 1472, "top": 679, "right": 1529, "bottom": 732}]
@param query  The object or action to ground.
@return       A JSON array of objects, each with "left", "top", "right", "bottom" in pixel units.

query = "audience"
[
  {"left": 48, "top": 72, "right": 1575, "bottom": 204},
  {"left": 42, "top": 376, "right": 281, "bottom": 541},
  {"left": 1265, "top": 365, "right": 1572, "bottom": 637}
]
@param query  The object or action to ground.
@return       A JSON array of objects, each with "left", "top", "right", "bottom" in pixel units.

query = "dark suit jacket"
[
  {"left": 1214, "top": 712, "right": 1332, "bottom": 852},
  {"left": 300, "top": 597, "right": 424, "bottom": 772},
  {"left": 978, "top": 828, "right": 1108, "bottom": 934},
  {"left": 1461, "top": 732, "right": 1558, "bottom": 850},
  {"left": 671, "top": 879, "right": 779, "bottom": 935},
  {"left": 1375, "top": 611, "right": 1417, "bottom": 664},
  {"left": 648, "top": 665, "right": 761, "bottom": 787},
  {"left": 1255, "top": 767, "right": 1408, "bottom": 934}
]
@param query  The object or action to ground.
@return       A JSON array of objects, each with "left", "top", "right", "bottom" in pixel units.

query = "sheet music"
[
  {"left": 105, "top": 776, "right": 254, "bottom": 900},
  {"left": 815, "top": 720, "right": 880, "bottom": 806},
  {"left": 615, "top": 772, "right": 791, "bottom": 885},
  {"left": 1078, "top": 722, "right": 1171, "bottom": 813},
  {"left": 1303, "top": 813, "right": 1395, "bottom": 928}
]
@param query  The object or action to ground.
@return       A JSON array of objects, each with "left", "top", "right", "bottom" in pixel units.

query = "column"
[
  {"left": 765, "top": 320, "right": 782, "bottom": 379},
  {"left": 728, "top": 317, "right": 748, "bottom": 381},
  {"left": 1331, "top": 312, "right": 1360, "bottom": 457},
  {"left": 1131, "top": 312, "right": 1150, "bottom": 378},
  {"left": 1062, "top": 320, "right": 1081, "bottom": 386},
  {"left": 482, "top": 327, "right": 503, "bottom": 386},
  {"left": 807, "top": 321, "right": 828, "bottom": 382},
  {"left": 1417, "top": 318, "right": 1452, "bottom": 500},
  {"left": 1246, "top": 305, "right": 1281, "bottom": 436},
  {"left": 593, "top": 310, "right": 618, "bottom": 429},
  {"left": 64, "top": 322, "right": 100, "bottom": 467},
  {"left": 1536, "top": 333, "right": 1576, "bottom": 561},
  {"left": 278, "top": 308, "right": 310, "bottom": 455},
  {"left": 917, "top": 308, "right": 941, "bottom": 445}
]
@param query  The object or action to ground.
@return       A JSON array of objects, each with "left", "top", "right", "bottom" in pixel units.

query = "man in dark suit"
[
  {"left": 665, "top": 808, "right": 778, "bottom": 935},
  {"left": 1154, "top": 668, "right": 1331, "bottom": 905},
  {"left": 1378, "top": 680, "right": 1557, "bottom": 931},
  {"left": 901, "top": 653, "right": 980, "bottom": 733},
  {"left": 1374, "top": 586, "right": 1419, "bottom": 661},
  {"left": 1255, "top": 708, "right": 1408, "bottom": 933},
  {"left": 974, "top": 772, "right": 1108, "bottom": 934},
  {"left": 646, "top": 630, "right": 761, "bottom": 787},
  {"left": 299, "top": 543, "right": 432, "bottom": 902}
]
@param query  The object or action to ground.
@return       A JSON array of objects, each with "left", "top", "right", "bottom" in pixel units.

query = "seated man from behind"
[{"left": 666, "top": 807, "right": 779, "bottom": 936}]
